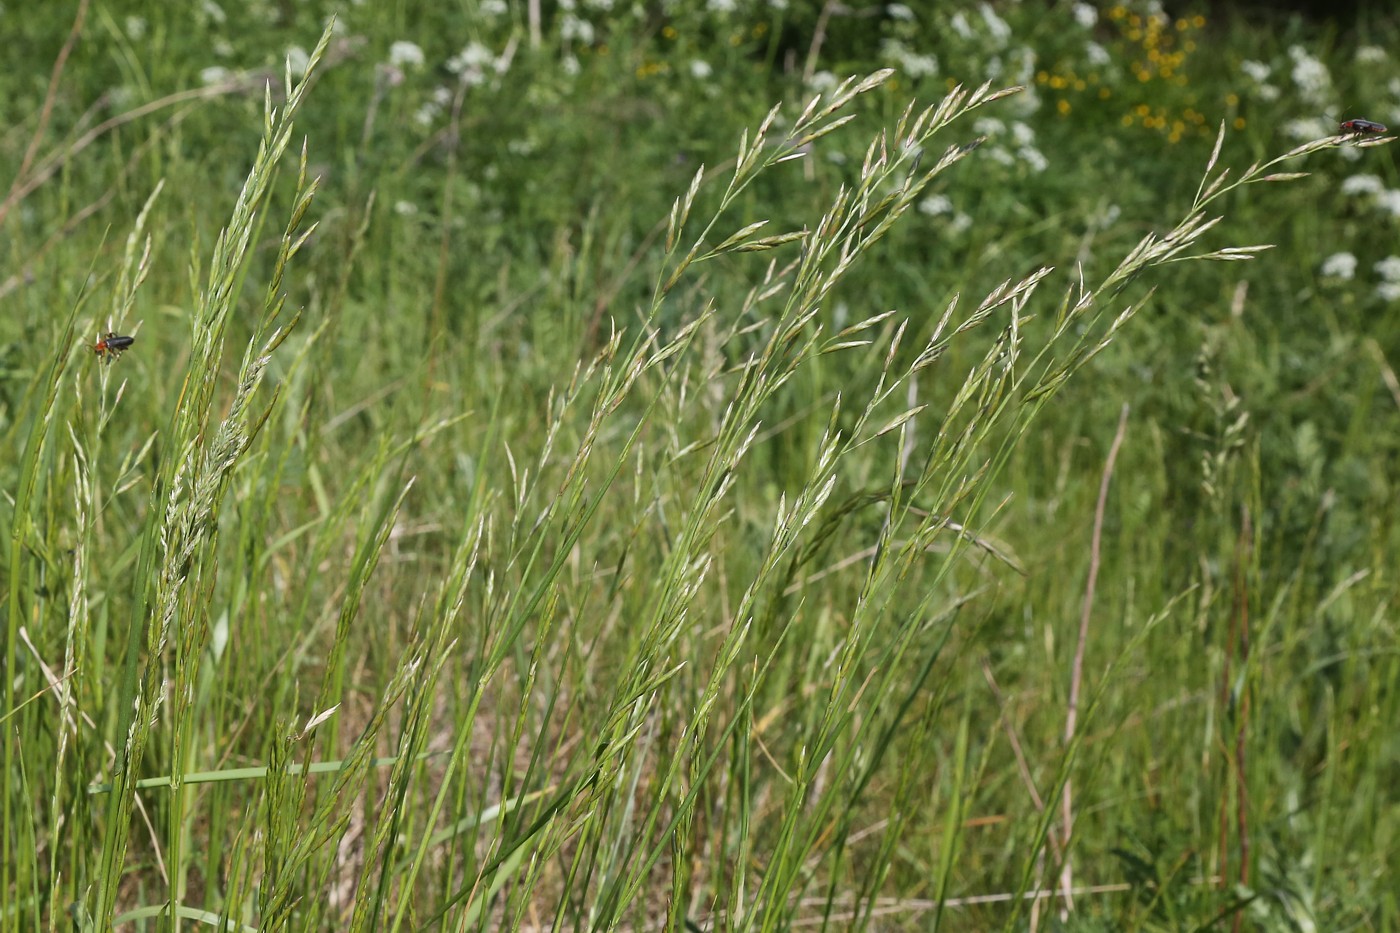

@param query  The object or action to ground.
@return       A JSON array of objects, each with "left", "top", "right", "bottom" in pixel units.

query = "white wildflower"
[
  {"left": 1340, "top": 174, "right": 1383, "bottom": 196},
  {"left": 1241, "top": 60, "right": 1271, "bottom": 83},
  {"left": 1319, "top": 252, "right": 1357, "bottom": 279},
  {"left": 919, "top": 194, "right": 952, "bottom": 216},
  {"left": 1375, "top": 256, "right": 1400, "bottom": 282},
  {"left": 447, "top": 41, "right": 497, "bottom": 86},
  {"left": 979, "top": 3, "right": 1011, "bottom": 45},
  {"left": 414, "top": 101, "right": 441, "bottom": 126},
  {"left": 388, "top": 40, "right": 425, "bottom": 69},
  {"left": 560, "top": 14, "right": 595, "bottom": 44},
  {"left": 1287, "top": 45, "right": 1332, "bottom": 108},
  {"left": 1019, "top": 146, "right": 1048, "bottom": 172},
  {"left": 1376, "top": 189, "right": 1400, "bottom": 216},
  {"left": 1282, "top": 116, "right": 1330, "bottom": 141}
]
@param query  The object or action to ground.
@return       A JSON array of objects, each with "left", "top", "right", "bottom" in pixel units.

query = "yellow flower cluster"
[
  {"left": 1036, "top": 6, "right": 1212, "bottom": 143},
  {"left": 1113, "top": 6, "right": 1202, "bottom": 83}
]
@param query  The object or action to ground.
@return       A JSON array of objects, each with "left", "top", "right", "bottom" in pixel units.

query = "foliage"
[{"left": 1, "top": 1, "right": 1397, "bottom": 929}]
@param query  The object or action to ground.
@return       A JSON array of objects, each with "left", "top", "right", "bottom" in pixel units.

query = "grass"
[{"left": 2, "top": 2, "right": 1398, "bottom": 930}]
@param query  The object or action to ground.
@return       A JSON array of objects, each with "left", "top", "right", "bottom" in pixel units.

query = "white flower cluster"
[{"left": 1319, "top": 251, "right": 1400, "bottom": 301}]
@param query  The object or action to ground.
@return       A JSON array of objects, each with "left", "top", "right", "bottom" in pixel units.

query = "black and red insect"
[
  {"left": 1340, "top": 118, "right": 1388, "bottom": 136},
  {"left": 92, "top": 331, "right": 136, "bottom": 361}
]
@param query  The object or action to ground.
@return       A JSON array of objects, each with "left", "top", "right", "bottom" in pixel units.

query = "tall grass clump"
[{"left": 2, "top": 15, "right": 1392, "bottom": 929}]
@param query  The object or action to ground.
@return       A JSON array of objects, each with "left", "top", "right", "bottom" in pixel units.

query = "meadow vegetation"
[{"left": 1, "top": 1, "right": 1398, "bottom": 929}]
